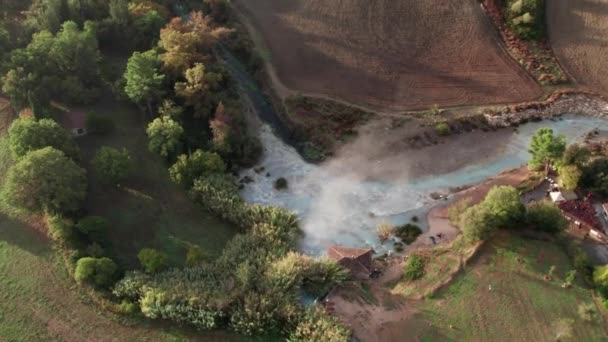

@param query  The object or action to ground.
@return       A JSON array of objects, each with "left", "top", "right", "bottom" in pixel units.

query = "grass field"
[
  {"left": 414, "top": 232, "right": 607, "bottom": 341},
  {"left": 68, "top": 95, "right": 239, "bottom": 268}
]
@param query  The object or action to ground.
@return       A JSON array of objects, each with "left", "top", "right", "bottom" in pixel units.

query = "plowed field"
[
  {"left": 234, "top": 0, "right": 542, "bottom": 110},
  {"left": 548, "top": 0, "right": 608, "bottom": 95}
]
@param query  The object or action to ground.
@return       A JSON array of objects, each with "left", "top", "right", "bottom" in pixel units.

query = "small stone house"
[{"left": 327, "top": 245, "right": 374, "bottom": 280}]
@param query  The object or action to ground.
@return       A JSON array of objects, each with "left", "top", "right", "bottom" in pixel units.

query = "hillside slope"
[
  {"left": 235, "top": 0, "right": 542, "bottom": 110},
  {"left": 548, "top": 0, "right": 608, "bottom": 96}
]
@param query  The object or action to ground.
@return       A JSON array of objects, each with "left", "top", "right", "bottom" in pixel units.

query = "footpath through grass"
[{"left": 417, "top": 232, "right": 607, "bottom": 341}]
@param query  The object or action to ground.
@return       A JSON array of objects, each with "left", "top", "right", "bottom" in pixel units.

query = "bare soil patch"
[
  {"left": 233, "top": 0, "right": 541, "bottom": 111},
  {"left": 548, "top": 0, "right": 608, "bottom": 95}
]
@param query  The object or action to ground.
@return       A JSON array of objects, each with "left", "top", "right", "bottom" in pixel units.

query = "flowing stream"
[{"left": 221, "top": 50, "right": 608, "bottom": 256}]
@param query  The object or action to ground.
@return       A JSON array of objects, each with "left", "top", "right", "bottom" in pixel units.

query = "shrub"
[
  {"left": 526, "top": 200, "right": 568, "bottom": 233},
  {"left": 47, "top": 215, "right": 74, "bottom": 243},
  {"left": 186, "top": 245, "right": 208, "bottom": 267},
  {"left": 558, "top": 165, "right": 581, "bottom": 191},
  {"left": 118, "top": 300, "right": 139, "bottom": 315},
  {"left": 404, "top": 255, "right": 425, "bottom": 280},
  {"left": 76, "top": 216, "right": 109, "bottom": 241},
  {"left": 377, "top": 222, "right": 394, "bottom": 243},
  {"left": 394, "top": 224, "right": 422, "bottom": 244},
  {"left": 460, "top": 205, "right": 497, "bottom": 242},
  {"left": 274, "top": 177, "right": 288, "bottom": 190},
  {"left": 448, "top": 198, "right": 472, "bottom": 226},
  {"left": 92, "top": 147, "right": 133, "bottom": 185},
  {"left": 288, "top": 306, "right": 351, "bottom": 342},
  {"left": 138, "top": 248, "right": 168, "bottom": 273},
  {"left": 74, "top": 257, "right": 118, "bottom": 287},
  {"left": 85, "top": 113, "right": 115, "bottom": 135},
  {"left": 435, "top": 122, "right": 450, "bottom": 136},
  {"left": 578, "top": 302, "right": 597, "bottom": 322}
]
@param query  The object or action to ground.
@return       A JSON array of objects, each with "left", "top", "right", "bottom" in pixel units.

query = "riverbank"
[{"left": 413, "top": 166, "right": 530, "bottom": 249}]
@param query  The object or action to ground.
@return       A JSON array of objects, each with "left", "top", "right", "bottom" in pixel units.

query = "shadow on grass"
[{"left": 0, "top": 212, "right": 51, "bottom": 258}]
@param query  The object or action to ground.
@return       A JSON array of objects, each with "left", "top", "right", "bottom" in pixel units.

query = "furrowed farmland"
[{"left": 234, "top": 0, "right": 542, "bottom": 110}]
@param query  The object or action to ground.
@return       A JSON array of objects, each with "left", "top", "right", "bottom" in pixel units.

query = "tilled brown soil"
[
  {"left": 548, "top": 0, "right": 608, "bottom": 95},
  {"left": 234, "top": 0, "right": 542, "bottom": 111}
]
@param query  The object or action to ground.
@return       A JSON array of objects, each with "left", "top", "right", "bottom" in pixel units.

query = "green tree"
[
  {"left": 562, "top": 143, "right": 590, "bottom": 167},
  {"left": 581, "top": 158, "right": 608, "bottom": 197},
  {"left": 175, "top": 63, "right": 223, "bottom": 118},
  {"left": 528, "top": 128, "right": 567, "bottom": 171},
  {"left": 92, "top": 146, "right": 132, "bottom": 185},
  {"left": 157, "top": 99, "right": 183, "bottom": 121},
  {"left": 526, "top": 200, "right": 568, "bottom": 233},
  {"left": 594, "top": 264, "right": 608, "bottom": 289},
  {"left": 146, "top": 116, "right": 183, "bottom": 158},
  {"left": 8, "top": 118, "right": 78, "bottom": 159},
  {"left": 124, "top": 49, "right": 165, "bottom": 114},
  {"left": 480, "top": 186, "right": 525, "bottom": 228},
  {"left": 137, "top": 248, "right": 168, "bottom": 273},
  {"left": 169, "top": 149, "right": 225, "bottom": 187},
  {"left": 2, "top": 147, "right": 86, "bottom": 213},
  {"left": 460, "top": 205, "right": 497, "bottom": 242},
  {"left": 74, "top": 257, "right": 118, "bottom": 287},
  {"left": 558, "top": 164, "right": 582, "bottom": 191}
]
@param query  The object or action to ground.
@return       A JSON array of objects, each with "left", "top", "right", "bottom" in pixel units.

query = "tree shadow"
[{"left": 0, "top": 211, "right": 52, "bottom": 257}]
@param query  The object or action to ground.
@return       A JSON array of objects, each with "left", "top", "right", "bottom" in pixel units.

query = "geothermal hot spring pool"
[
  {"left": 221, "top": 47, "right": 608, "bottom": 256},
  {"left": 239, "top": 115, "right": 608, "bottom": 256}
]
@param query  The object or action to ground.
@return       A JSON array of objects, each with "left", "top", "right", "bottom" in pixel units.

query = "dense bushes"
[
  {"left": 92, "top": 146, "right": 132, "bottom": 185},
  {"left": 288, "top": 307, "right": 350, "bottom": 342},
  {"left": 505, "top": 0, "right": 545, "bottom": 40},
  {"left": 394, "top": 224, "right": 422, "bottom": 244},
  {"left": 138, "top": 248, "right": 168, "bottom": 273},
  {"left": 526, "top": 200, "right": 568, "bottom": 233},
  {"left": 403, "top": 255, "right": 425, "bottom": 280},
  {"left": 8, "top": 117, "right": 79, "bottom": 159},
  {"left": 74, "top": 257, "right": 118, "bottom": 287}
]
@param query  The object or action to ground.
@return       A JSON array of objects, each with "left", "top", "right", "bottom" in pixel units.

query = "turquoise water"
[{"left": 221, "top": 45, "right": 608, "bottom": 255}]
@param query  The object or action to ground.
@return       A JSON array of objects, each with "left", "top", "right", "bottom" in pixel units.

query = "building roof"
[
  {"left": 558, "top": 200, "right": 601, "bottom": 229},
  {"left": 550, "top": 190, "right": 578, "bottom": 203},
  {"left": 327, "top": 245, "right": 374, "bottom": 278}
]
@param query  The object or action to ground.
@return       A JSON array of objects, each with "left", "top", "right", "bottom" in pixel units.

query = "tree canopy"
[
  {"left": 169, "top": 149, "right": 226, "bottom": 187},
  {"left": 526, "top": 200, "right": 568, "bottom": 233},
  {"left": 8, "top": 117, "right": 79, "bottom": 159},
  {"left": 559, "top": 164, "right": 582, "bottom": 191},
  {"left": 124, "top": 49, "right": 165, "bottom": 112},
  {"left": 528, "top": 128, "right": 567, "bottom": 170},
  {"left": 146, "top": 116, "right": 183, "bottom": 158},
  {"left": 92, "top": 146, "right": 132, "bottom": 185},
  {"left": 479, "top": 185, "right": 525, "bottom": 228},
  {"left": 2, "top": 20, "right": 102, "bottom": 111},
  {"left": 2, "top": 147, "right": 86, "bottom": 213}
]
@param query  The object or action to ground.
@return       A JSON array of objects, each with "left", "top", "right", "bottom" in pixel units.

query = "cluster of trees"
[
  {"left": 2, "top": 117, "right": 133, "bottom": 289},
  {"left": 113, "top": 175, "right": 350, "bottom": 339},
  {"left": 529, "top": 127, "right": 608, "bottom": 197},
  {"left": 451, "top": 186, "right": 567, "bottom": 243},
  {"left": 1, "top": 1, "right": 351, "bottom": 339},
  {"left": 123, "top": 9, "right": 261, "bottom": 167}
]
